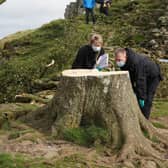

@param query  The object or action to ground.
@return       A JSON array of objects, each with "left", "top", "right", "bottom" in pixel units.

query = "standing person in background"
[
  {"left": 99, "top": 0, "right": 112, "bottom": 16},
  {"left": 83, "top": 0, "right": 96, "bottom": 24}
]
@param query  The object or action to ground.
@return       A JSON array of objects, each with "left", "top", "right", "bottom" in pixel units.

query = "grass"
[
  {"left": 0, "top": 19, "right": 92, "bottom": 103},
  {"left": 152, "top": 121, "right": 167, "bottom": 129},
  {"left": 0, "top": 153, "right": 54, "bottom": 168},
  {"left": 0, "top": 0, "right": 167, "bottom": 103},
  {"left": 142, "top": 128, "right": 150, "bottom": 139},
  {"left": 142, "top": 128, "right": 160, "bottom": 143},
  {"left": 8, "top": 129, "right": 35, "bottom": 140},
  {"left": 0, "top": 153, "right": 108, "bottom": 168},
  {"left": 152, "top": 100, "right": 168, "bottom": 118},
  {"left": 55, "top": 154, "right": 87, "bottom": 168},
  {"left": 0, "top": 100, "right": 167, "bottom": 168},
  {"left": 0, "top": 103, "right": 39, "bottom": 127},
  {"left": 0, "top": 1, "right": 167, "bottom": 167},
  {"left": 63, "top": 125, "right": 109, "bottom": 147}
]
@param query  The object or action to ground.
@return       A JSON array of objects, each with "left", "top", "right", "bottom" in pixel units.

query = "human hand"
[{"left": 139, "top": 99, "right": 145, "bottom": 108}]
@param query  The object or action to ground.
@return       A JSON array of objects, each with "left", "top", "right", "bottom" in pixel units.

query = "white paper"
[
  {"left": 97, "top": 53, "right": 109, "bottom": 69},
  {"left": 158, "top": 58, "right": 168, "bottom": 63}
]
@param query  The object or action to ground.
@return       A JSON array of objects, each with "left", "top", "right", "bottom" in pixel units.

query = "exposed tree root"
[
  {"left": 21, "top": 70, "right": 168, "bottom": 168},
  {"left": 118, "top": 139, "right": 163, "bottom": 161},
  {"left": 139, "top": 112, "right": 168, "bottom": 148}
]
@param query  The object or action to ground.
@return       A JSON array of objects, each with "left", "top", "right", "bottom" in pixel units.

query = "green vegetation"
[
  {"left": 0, "top": 103, "right": 39, "bottom": 126},
  {"left": 152, "top": 121, "right": 167, "bottom": 129},
  {"left": 0, "top": 0, "right": 167, "bottom": 167},
  {"left": 95, "top": 0, "right": 165, "bottom": 47},
  {"left": 0, "top": 153, "right": 51, "bottom": 168},
  {"left": 152, "top": 100, "right": 168, "bottom": 118},
  {"left": 0, "top": 20, "right": 92, "bottom": 102},
  {"left": 55, "top": 154, "right": 89, "bottom": 168},
  {"left": 142, "top": 128, "right": 150, "bottom": 139},
  {"left": 55, "top": 154, "right": 107, "bottom": 168},
  {"left": 0, "top": 0, "right": 5, "bottom": 5},
  {"left": 3, "top": 0, "right": 168, "bottom": 103},
  {"left": 142, "top": 128, "right": 160, "bottom": 143},
  {"left": 8, "top": 129, "right": 34, "bottom": 140},
  {"left": 0, "top": 153, "right": 107, "bottom": 168},
  {"left": 63, "top": 125, "right": 109, "bottom": 147},
  {"left": 0, "top": 0, "right": 167, "bottom": 102}
]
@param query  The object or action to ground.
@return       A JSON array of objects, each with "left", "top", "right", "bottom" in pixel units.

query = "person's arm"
[
  {"left": 99, "top": 48, "right": 105, "bottom": 56},
  {"left": 72, "top": 47, "right": 85, "bottom": 69},
  {"left": 135, "top": 60, "right": 147, "bottom": 104}
]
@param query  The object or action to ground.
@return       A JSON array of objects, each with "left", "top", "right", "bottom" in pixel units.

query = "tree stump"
[{"left": 25, "top": 69, "right": 168, "bottom": 167}]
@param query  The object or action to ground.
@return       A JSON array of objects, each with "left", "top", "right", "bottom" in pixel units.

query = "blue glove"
[
  {"left": 96, "top": 66, "right": 103, "bottom": 71},
  {"left": 139, "top": 99, "right": 145, "bottom": 108}
]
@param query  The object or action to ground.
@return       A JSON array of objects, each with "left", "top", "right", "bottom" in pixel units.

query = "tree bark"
[{"left": 24, "top": 69, "right": 168, "bottom": 167}]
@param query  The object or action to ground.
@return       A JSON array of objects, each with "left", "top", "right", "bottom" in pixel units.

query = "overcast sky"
[{"left": 0, "top": 0, "right": 75, "bottom": 39}]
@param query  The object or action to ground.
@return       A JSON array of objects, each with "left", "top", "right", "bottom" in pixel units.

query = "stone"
[
  {"left": 64, "top": 0, "right": 84, "bottom": 19},
  {"left": 148, "top": 39, "right": 159, "bottom": 48},
  {"left": 151, "top": 28, "right": 160, "bottom": 33},
  {"left": 151, "top": 28, "right": 161, "bottom": 37},
  {"left": 159, "top": 16, "right": 168, "bottom": 26}
]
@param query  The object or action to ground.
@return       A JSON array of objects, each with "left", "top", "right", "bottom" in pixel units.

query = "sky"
[{"left": 0, "top": 0, "right": 75, "bottom": 39}]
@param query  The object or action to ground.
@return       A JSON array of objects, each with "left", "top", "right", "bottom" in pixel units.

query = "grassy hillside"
[
  {"left": 0, "top": 0, "right": 168, "bottom": 103},
  {"left": 0, "top": 1, "right": 168, "bottom": 167},
  {"left": 0, "top": 20, "right": 92, "bottom": 102},
  {"left": 0, "top": 0, "right": 5, "bottom": 5}
]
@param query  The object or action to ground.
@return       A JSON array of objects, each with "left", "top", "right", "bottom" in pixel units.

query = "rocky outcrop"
[
  {"left": 64, "top": 0, "right": 84, "bottom": 19},
  {"left": 146, "top": 3, "right": 168, "bottom": 98},
  {"left": 148, "top": 4, "right": 168, "bottom": 58}
]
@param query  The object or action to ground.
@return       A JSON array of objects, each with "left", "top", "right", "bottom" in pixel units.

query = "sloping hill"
[
  {"left": 0, "top": 1, "right": 168, "bottom": 167},
  {"left": 0, "top": 0, "right": 167, "bottom": 103},
  {"left": 0, "top": 20, "right": 92, "bottom": 102},
  {"left": 0, "top": 0, "right": 5, "bottom": 5}
]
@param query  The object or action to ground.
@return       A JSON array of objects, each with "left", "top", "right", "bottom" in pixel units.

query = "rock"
[
  {"left": 164, "top": 40, "right": 168, "bottom": 45},
  {"left": 159, "top": 16, "right": 168, "bottom": 26},
  {"left": 155, "top": 50, "right": 164, "bottom": 57},
  {"left": 148, "top": 39, "right": 159, "bottom": 48},
  {"left": 64, "top": 0, "right": 84, "bottom": 19},
  {"left": 151, "top": 28, "right": 160, "bottom": 33},
  {"left": 161, "top": 27, "right": 167, "bottom": 33},
  {"left": 151, "top": 28, "right": 161, "bottom": 37}
]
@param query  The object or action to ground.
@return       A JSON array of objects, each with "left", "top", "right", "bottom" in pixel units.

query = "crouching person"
[{"left": 114, "top": 48, "right": 163, "bottom": 119}]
